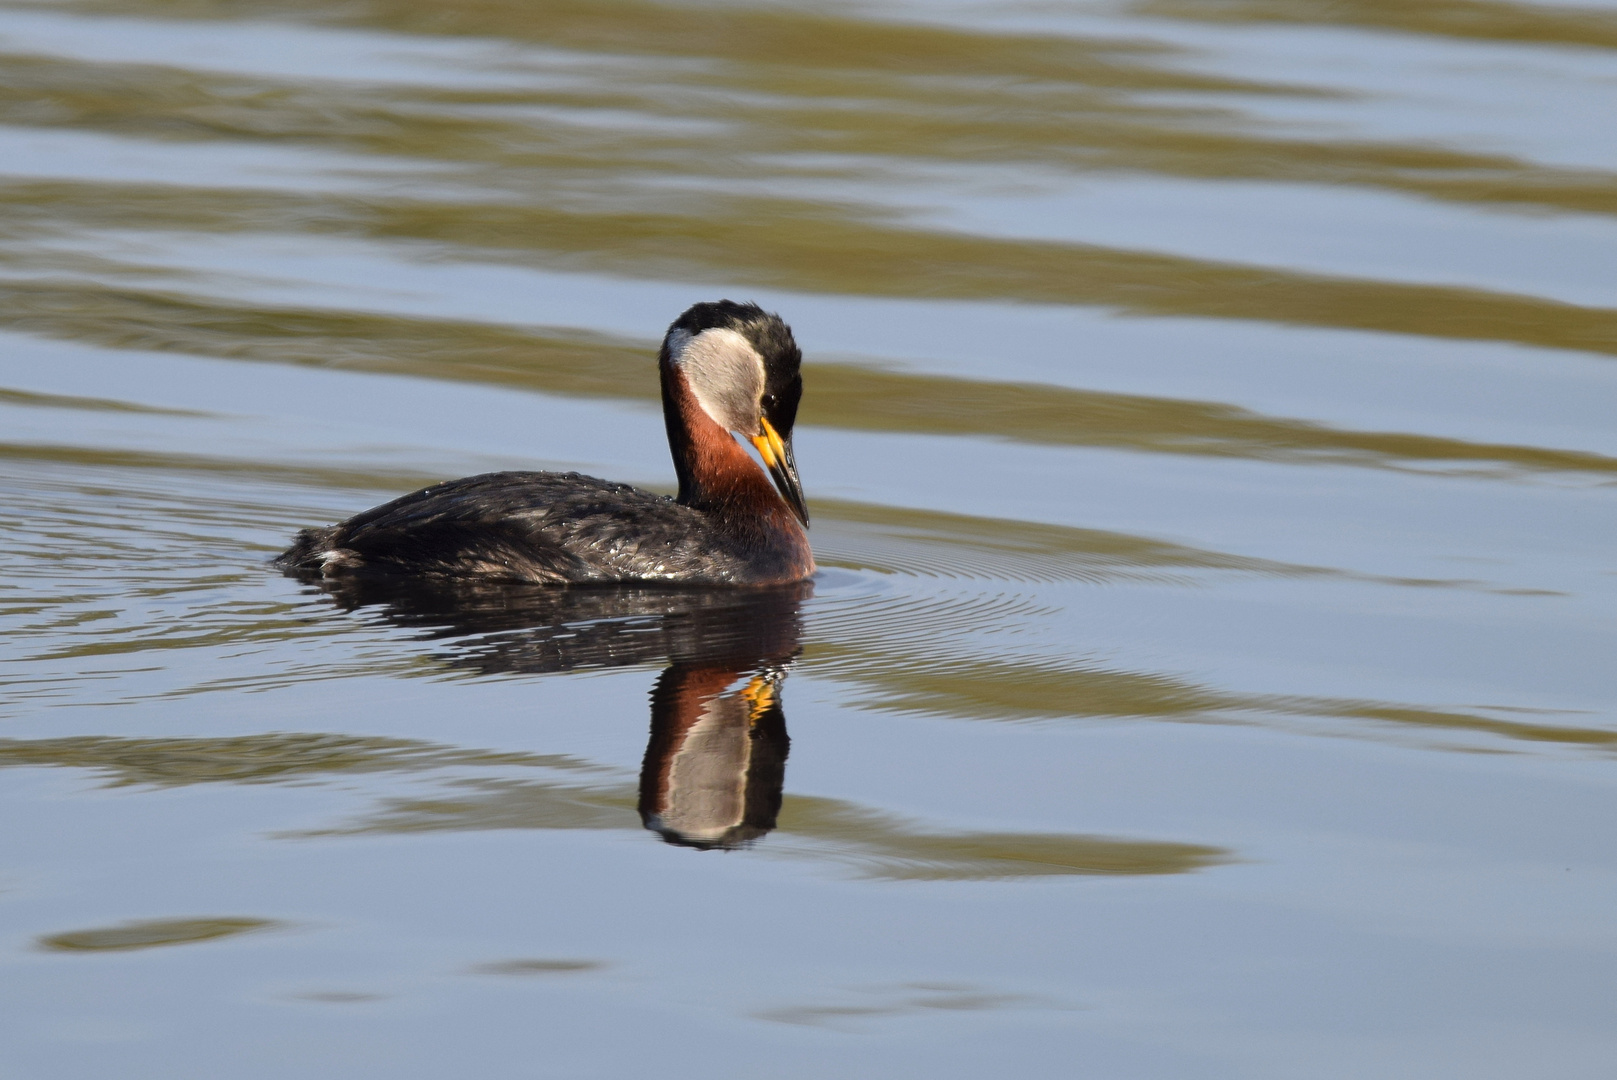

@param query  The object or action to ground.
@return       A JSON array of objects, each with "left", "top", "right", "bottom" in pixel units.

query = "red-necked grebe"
[{"left": 275, "top": 300, "right": 814, "bottom": 585}]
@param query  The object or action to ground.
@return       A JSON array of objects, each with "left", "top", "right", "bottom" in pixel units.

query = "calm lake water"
[{"left": 2, "top": 0, "right": 1616, "bottom": 1076}]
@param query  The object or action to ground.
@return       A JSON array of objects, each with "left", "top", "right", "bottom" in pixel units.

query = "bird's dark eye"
[{"left": 762, "top": 394, "right": 778, "bottom": 409}]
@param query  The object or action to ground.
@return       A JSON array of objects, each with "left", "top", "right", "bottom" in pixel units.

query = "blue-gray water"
[{"left": 2, "top": 1, "right": 1616, "bottom": 1076}]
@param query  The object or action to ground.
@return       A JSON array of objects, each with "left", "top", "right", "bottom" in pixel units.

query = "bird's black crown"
[{"left": 668, "top": 300, "right": 803, "bottom": 433}]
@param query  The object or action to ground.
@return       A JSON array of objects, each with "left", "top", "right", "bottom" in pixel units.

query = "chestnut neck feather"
[{"left": 661, "top": 363, "right": 789, "bottom": 522}]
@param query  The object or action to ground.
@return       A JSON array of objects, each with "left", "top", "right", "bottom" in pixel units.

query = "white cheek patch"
[{"left": 671, "top": 327, "right": 766, "bottom": 434}]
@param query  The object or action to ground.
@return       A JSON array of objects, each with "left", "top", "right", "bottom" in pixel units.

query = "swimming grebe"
[{"left": 275, "top": 301, "right": 814, "bottom": 585}]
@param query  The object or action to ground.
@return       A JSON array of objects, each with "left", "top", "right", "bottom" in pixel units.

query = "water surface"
[{"left": 2, "top": 1, "right": 1616, "bottom": 1077}]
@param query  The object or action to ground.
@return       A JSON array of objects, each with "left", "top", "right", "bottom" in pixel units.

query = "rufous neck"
[{"left": 661, "top": 362, "right": 792, "bottom": 520}]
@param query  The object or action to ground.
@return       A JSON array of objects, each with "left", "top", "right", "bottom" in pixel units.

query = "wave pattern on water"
[
  {"left": 1, "top": 447, "right": 1605, "bottom": 759},
  {"left": 8, "top": 283, "right": 1613, "bottom": 479},
  {"left": 0, "top": 2, "right": 1615, "bottom": 1070},
  {"left": 286, "top": 762, "right": 1229, "bottom": 879}
]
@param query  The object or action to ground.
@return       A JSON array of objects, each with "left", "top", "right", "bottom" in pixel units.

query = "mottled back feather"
[{"left": 276, "top": 471, "right": 804, "bottom": 585}]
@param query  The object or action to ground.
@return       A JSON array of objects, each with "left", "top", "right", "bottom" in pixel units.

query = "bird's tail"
[{"left": 272, "top": 526, "right": 340, "bottom": 572}]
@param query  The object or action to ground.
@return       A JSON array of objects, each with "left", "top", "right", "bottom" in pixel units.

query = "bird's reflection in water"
[
  {"left": 640, "top": 661, "right": 790, "bottom": 850},
  {"left": 305, "top": 575, "right": 808, "bottom": 850}
]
